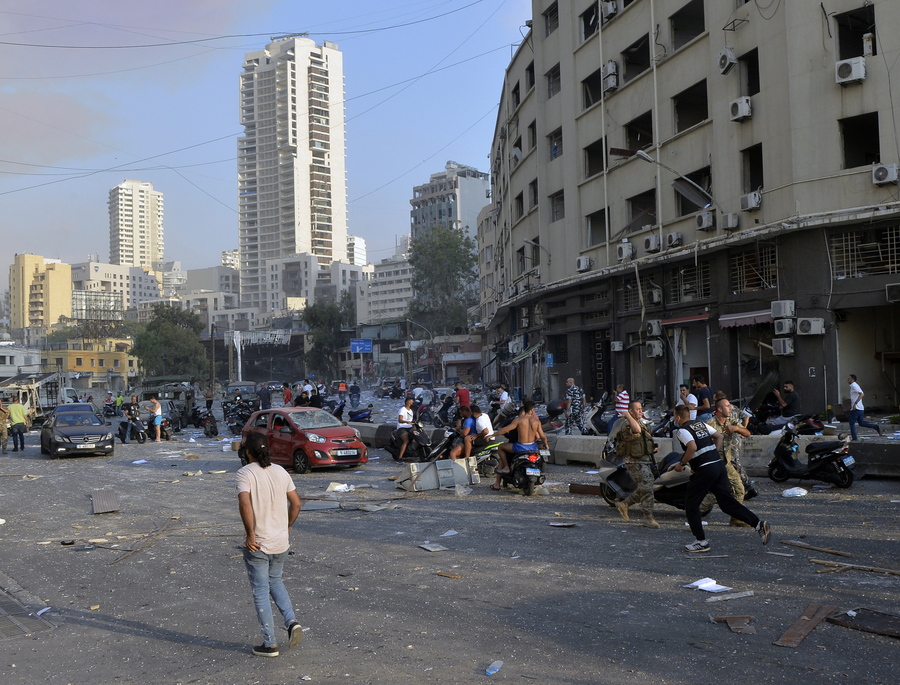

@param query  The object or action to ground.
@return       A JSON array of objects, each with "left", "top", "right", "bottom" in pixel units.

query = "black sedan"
[{"left": 40, "top": 412, "right": 115, "bottom": 458}]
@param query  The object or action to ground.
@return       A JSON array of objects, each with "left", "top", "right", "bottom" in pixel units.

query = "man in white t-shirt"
[
  {"left": 236, "top": 432, "right": 303, "bottom": 657},
  {"left": 396, "top": 397, "right": 415, "bottom": 460},
  {"left": 847, "top": 374, "right": 881, "bottom": 440},
  {"left": 464, "top": 404, "right": 495, "bottom": 459},
  {"left": 675, "top": 384, "right": 698, "bottom": 420}
]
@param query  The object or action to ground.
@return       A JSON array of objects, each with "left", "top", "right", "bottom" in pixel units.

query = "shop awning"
[
  {"left": 511, "top": 342, "right": 542, "bottom": 363},
  {"left": 662, "top": 313, "right": 711, "bottom": 326},
  {"left": 718, "top": 309, "right": 774, "bottom": 328}
]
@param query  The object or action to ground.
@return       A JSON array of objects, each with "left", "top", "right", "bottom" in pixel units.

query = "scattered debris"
[
  {"left": 766, "top": 551, "right": 794, "bottom": 557},
  {"left": 773, "top": 603, "right": 837, "bottom": 647},
  {"left": 36, "top": 607, "right": 51, "bottom": 616},
  {"left": 435, "top": 572, "right": 461, "bottom": 579},
  {"left": 90, "top": 605, "right": 100, "bottom": 611},
  {"left": 326, "top": 482, "right": 354, "bottom": 492},
  {"left": 60, "top": 540, "right": 75, "bottom": 546},
  {"left": 486, "top": 660, "right": 503, "bottom": 676},
  {"left": 549, "top": 522, "right": 576, "bottom": 528},
  {"left": 683, "top": 578, "right": 732, "bottom": 593},
  {"left": 712, "top": 615, "right": 756, "bottom": 634},
  {"left": 0, "top": 518, "right": 5, "bottom": 525},
  {"left": 706, "top": 591, "right": 755, "bottom": 603},
  {"left": 780, "top": 540, "right": 851, "bottom": 557},
  {"left": 132, "top": 459, "right": 148, "bottom": 465},
  {"left": 36, "top": 541, "right": 52, "bottom": 545},
  {"left": 302, "top": 501, "right": 341, "bottom": 511},
  {"left": 812, "top": 484, "right": 835, "bottom": 490},
  {"left": 91, "top": 490, "right": 120, "bottom": 515},
  {"left": 455, "top": 484, "right": 472, "bottom": 496},
  {"left": 440, "top": 530, "right": 459, "bottom": 537},
  {"left": 827, "top": 608, "right": 900, "bottom": 639},
  {"left": 810, "top": 558, "right": 900, "bottom": 577},
  {"left": 782, "top": 487, "right": 808, "bottom": 497},
  {"left": 419, "top": 543, "right": 449, "bottom": 552},
  {"left": 185, "top": 454, "right": 200, "bottom": 460},
  {"left": 182, "top": 470, "right": 203, "bottom": 476},
  {"left": 87, "top": 538, "right": 109, "bottom": 544},
  {"left": 73, "top": 545, "right": 94, "bottom": 551},
  {"left": 209, "top": 470, "right": 227, "bottom": 474}
]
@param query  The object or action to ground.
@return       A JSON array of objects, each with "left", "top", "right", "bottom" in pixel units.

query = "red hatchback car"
[{"left": 239, "top": 407, "right": 367, "bottom": 473}]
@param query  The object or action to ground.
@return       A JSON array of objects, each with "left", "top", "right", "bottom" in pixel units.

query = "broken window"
[
  {"left": 668, "top": 262, "right": 711, "bottom": 303},
  {"left": 547, "top": 63, "right": 561, "bottom": 98},
  {"left": 673, "top": 80, "right": 708, "bottom": 133},
  {"left": 549, "top": 191, "right": 565, "bottom": 222},
  {"left": 526, "top": 61, "right": 535, "bottom": 90},
  {"left": 626, "top": 111, "right": 653, "bottom": 151},
  {"left": 627, "top": 189, "right": 657, "bottom": 232},
  {"left": 584, "top": 137, "right": 606, "bottom": 178},
  {"left": 514, "top": 192, "right": 524, "bottom": 221},
  {"left": 548, "top": 127, "right": 563, "bottom": 160},
  {"left": 742, "top": 143, "right": 764, "bottom": 192},
  {"left": 622, "top": 34, "right": 651, "bottom": 83},
  {"left": 586, "top": 208, "right": 608, "bottom": 246},
  {"left": 544, "top": 2, "right": 559, "bottom": 37},
  {"left": 582, "top": 66, "right": 603, "bottom": 110},
  {"left": 516, "top": 246, "right": 527, "bottom": 275},
  {"left": 829, "top": 227, "right": 900, "bottom": 278},
  {"left": 670, "top": 0, "right": 705, "bottom": 51},
  {"left": 511, "top": 81, "right": 521, "bottom": 109},
  {"left": 511, "top": 135, "right": 522, "bottom": 166},
  {"left": 740, "top": 49, "right": 760, "bottom": 96},
  {"left": 730, "top": 244, "right": 777, "bottom": 292},
  {"left": 840, "top": 112, "right": 880, "bottom": 168},
  {"left": 835, "top": 5, "right": 876, "bottom": 60},
  {"left": 527, "top": 120, "right": 536, "bottom": 149},
  {"left": 674, "top": 166, "right": 712, "bottom": 216},
  {"left": 528, "top": 179, "right": 539, "bottom": 209},
  {"left": 581, "top": 3, "right": 599, "bottom": 42}
]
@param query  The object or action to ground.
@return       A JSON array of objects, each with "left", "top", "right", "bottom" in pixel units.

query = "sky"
[{"left": 0, "top": 0, "right": 532, "bottom": 291}]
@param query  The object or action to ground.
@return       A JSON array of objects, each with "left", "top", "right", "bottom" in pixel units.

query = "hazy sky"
[{"left": 0, "top": 0, "right": 531, "bottom": 290}]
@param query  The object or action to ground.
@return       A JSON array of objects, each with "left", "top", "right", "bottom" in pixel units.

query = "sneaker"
[
  {"left": 288, "top": 621, "right": 303, "bottom": 648},
  {"left": 684, "top": 540, "right": 710, "bottom": 553},
  {"left": 252, "top": 644, "right": 279, "bottom": 657},
  {"left": 641, "top": 518, "right": 660, "bottom": 529},
  {"left": 756, "top": 520, "right": 772, "bottom": 545},
  {"left": 615, "top": 502, "right": 630, "bottom": 521}
]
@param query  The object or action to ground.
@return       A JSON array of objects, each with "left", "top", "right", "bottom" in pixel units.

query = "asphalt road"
[{"left": 0, "top": 419, "right": 898, "bottom": 685}]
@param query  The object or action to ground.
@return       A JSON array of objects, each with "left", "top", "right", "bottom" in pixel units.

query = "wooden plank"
[
  {"left": 779, "top": 540, "right": 851, "bottom": 557},
  {"left": 706, "top": 590, "right": 755, "bottom": 603},
  {"left": 773, "top": 603, "right": 838, "bottom": 648},
  {"left": 91, "top": 490, "right": 120, "bottom": 515},
  {"left": 810, "top": 559, "right": 900, "bottom": 577},
  {"left": 826, "top": 608, "right": 900, "bottom": 639},
  {"left": 568, "top": 483, "right": 603, "bottom": 496}
]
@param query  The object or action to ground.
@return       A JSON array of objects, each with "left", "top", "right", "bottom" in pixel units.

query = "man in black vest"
[{"left": 672, "top": 405, "right": 771, "bottom": 553}]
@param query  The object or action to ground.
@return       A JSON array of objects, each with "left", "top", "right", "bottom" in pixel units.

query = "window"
[
  {"left": 668, "top": 262, "right": 710, "bottom": 303},
  {"left": 740, "top": 49, "right": 760, "bottom": 96},
  {"left": 547, "top": 335, "right": 569, "bottom": 364},
  {"left": 835, "top": 6, "right": 876, "bottom": 60},
  {"left": 549, "top": 191, "right": 565, "bottom": 222},
  {"left": 113, "top": 359, "right": 120, "bottom": 368},
  {"left": 544, "top": 2, "right": 559, "bottom": 37},
  {"left": 582, "top": 66, "right": 603, "bottom": 110},
  {"left": 627, "top": 189, "right": 657, "bottom": 232},
  {"left": 626, "top": 111, "right": 653, "bottom": 150},
  {"left": 99, "top": 359, "right": 105, "bottom": 367},
  {"left": 742, "top": 143, "right": 764, "bottom": 192},
  {"left": 840, "top": 112, "right": 879, "bottom": 168},
  {"left": 829, "top": 227, "right": 900, "bottom": 278},
  {"left": 586, "top": 208, "right": 608, "bottom": 246},
  {"left": 670, "top": 0, "right": 705, "bottom": 51},
  {"left": 581, "top": 3, "right": 599, "bottom": 42},
  {"left": 528, "top": 179, "right": 539, "bottom": 209},
  {"left": 548, "top": 127, "right": 563, "bottom": 159},
  {"left": 525, "top": 61, "right": 535, "bottom": 90},
  {"left": 673, "top": 80, "right": 708, "bottom": 133},
  {"left": 511, "top": 82, "right": 521, "bottom": 109},
  {"left": 546, "top": 64, "right": 561, "bottom": 98},
  {"left": 674, "top": 166, "right": 712, "bottom": 216},
  {"left": 76, "top": 357, "right": 83, "bottom": 367},
  {"left": 730, "top": 244, "right": 777, "bottom": 292},
  {"left": 514, "top": 192, "right": 524, "bottom": 221},
  {"left": 622, "top": 34, "right": 651, "bottom": 83},
  {"left": 527, "top": 120, "right": 536, "bottom": 149},
  {"left": 517, "top": 246, "right": 527, "bottom": 275},
  {"left": 512, "top": 135, "right": 523, "bottom": 166},
  {"left": 584, "top": 137, "right": 606, "bottom": 178}
]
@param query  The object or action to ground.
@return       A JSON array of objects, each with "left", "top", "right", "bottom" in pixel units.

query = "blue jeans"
[
  {"left": 848, "top": 409, "right": 878, "bottom": 440},
  {"left": 243, "top": 549, "right": 296, "bottom": 647},
  {"left": 696, "top": 412, "right": 713, "bottom": 422},
  {"left": 10, "top": 423, "right": 26, "bottom": 450}
]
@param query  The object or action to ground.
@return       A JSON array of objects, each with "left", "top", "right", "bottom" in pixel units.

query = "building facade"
[
  {"left": 238, "top": 36, "right": 348, "bottom": 309},
  {"left": 71, "top": 261, "right": 161, "bottom": 310},
  {"left": 347, "top": 235, "right": 367, "bottom": 266},
  {"left": 357, "top": 244, "right": 413, "bottom": 325},
  {"left": 8, "top": 254, "right": 72, "bottom": 335},
  {"left": 482, "top": 0, "right": 900, "bottom": 413},
  {"left": 410, "top": 161, "right": 490, "bottom": 240},
  {"left": 109, "top": 180, "right": 164, "bottom": 268}
]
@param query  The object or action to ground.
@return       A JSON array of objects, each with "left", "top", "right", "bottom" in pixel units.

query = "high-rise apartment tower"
[{"left": 109, "top": 180, "right": 164, "bottom": 268}]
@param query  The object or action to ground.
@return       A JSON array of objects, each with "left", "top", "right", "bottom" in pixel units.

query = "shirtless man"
[{"left": 487, "top": 400, "right": 548, "bottom": 491}]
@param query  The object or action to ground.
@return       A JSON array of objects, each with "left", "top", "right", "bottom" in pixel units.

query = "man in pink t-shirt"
[
  {"left": 237, "top": 432, "right": 303, "bottom": 657},
  {"left": 615, "top": 384, "right": 630, "bottom": 416}
]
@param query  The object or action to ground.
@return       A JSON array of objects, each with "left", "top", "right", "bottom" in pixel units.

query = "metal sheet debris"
[
  {"left": 712, "top": 615, "right": 756, "bottom": 634},
  {"left": 419, "top": 543, "right": 449, "bottom": 552},
  {"left": 91, "top": 490, "right": 120, "bottom": 515},
  {"left": 826, "top": 608, "right": 900, "bottom": 639},
  {"left": 773, "top": 603, "right": 837, "bottom": 647},
  {"left": 706, "top": 591, "right": 755, "bottom": 603}
]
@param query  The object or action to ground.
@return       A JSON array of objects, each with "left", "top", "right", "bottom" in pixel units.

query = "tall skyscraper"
[
  {"left": 409, "top": 161, "right": 489, "bottom": 240},
  {"left": 109, "top": 180, "right": 164, "bottom": 268},
  {"left": 238, "top": 36, "right": 348, "bottom": 309}
]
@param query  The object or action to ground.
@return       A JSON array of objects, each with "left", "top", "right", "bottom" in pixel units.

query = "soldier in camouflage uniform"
[
  {"left": 613, "top": 400, "right": 659, "bottom": 529},
  {"left": 706, "top": 397, "right": 752, "bottom": 525}
]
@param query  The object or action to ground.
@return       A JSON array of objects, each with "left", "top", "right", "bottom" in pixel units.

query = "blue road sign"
[
  {"left": 350, "top": 338, "right": 373, "bottom": 354},
  {"left": 545, "top": 353, "right": 555, "bottom": 368}
]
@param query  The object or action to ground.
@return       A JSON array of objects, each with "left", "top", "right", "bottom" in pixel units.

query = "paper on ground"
[
  {"left": 326, "top": 482, "right": 354, "bottom": 492},
  {"left": 440, "top": 530, "right": 458, "bottom": 537},
  {"left": 132, "top": 459, "right": 148, "bottom": 464},
  {"left": 683, "top": 577, "right": 732, "bottom": 593}
]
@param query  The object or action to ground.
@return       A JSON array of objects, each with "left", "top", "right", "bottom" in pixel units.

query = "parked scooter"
[
  {"left": 223, "top": 397, "right": 254, "bottom": 436},
  {"left": 195, "top": 407, "right": 218, "bottom": 437},
  {"left": 767, "top": 425, "right": 855, "bottom": 487},
  {"left": 102, "top": 401, "right": 118, "bottom": 418},
  {"left": 649, "top": 410, "right": 677, "bottom": 438},
  {"left": 538, "top": 399, "right": 567, "bottom": 434},
  {"left": 349, "top": 392, "right": 361, "bottom": 409},
  {"left": 118, "top": 416, "right": 148, "bottom": 444},
  {"left": 432, "top": 395, "right": 456, "bottom": 428},
  {"left": 384, "top": 421, "right": 433, "bottom": 462},
  {"left": 348, "top": 404, "right": 374, "bottom": 423},
  {"left": 494, "top": 445, "right": 549, "bottom": 496},
  {"left": 583, "top": 392, "right": 615, "bottom": 436}
]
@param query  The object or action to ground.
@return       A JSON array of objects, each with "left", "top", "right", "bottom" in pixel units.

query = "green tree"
[
  {"left": 131, "top": 304, "right": 208, "bottom": 378},
  {"left": 301, "top": 291, "right": 355, "bottom": 380},
  {"left": 407, "top": 224, "right": 478, "bottom": 334}
]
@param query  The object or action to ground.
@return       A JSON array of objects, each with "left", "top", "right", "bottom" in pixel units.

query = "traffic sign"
[{"left": 350, "top": 338, "right": 373, "bottom": 353}]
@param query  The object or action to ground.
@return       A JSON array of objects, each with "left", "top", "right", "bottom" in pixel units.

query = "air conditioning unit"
[
  {"left": 602, "top": 61, "right": 619, "bottom": 93},
  {"left": 722, "top": 212, "right": 740, "bottom": 231},
  {"left": 740, "top": 191, "right": 762, "bottom": 211},
  {"left": 576, "top": 256, "right": 592, "bottom": 272},
  {"left": 771, "top": 300, "right": 795, "bottom": 319},
  {"left": 730, "top": 96, "right": 752, "bottom": 122},
  {"left": 718, "top": 46, "right": 737, "bottom": 75},
  {"left": 666, "top": 231, "right": 683, "bottom": 247},
  {"left": 796, "top": 317, "right": 825, "bottom": 335},
  {"left": 696, "top": 212, "right": 716, "bottom": 231},
  {"left": 645, "top": 340, "right": 664, "bottom": 358},
  {"left": 602, "top": 60, "right": 618, "bottom": 79},
  {"left": 886, "top": 283, "right": 900, "bottom": 302},
  {"left": 617, "top": 242, "right": 634, "bottom": 261},
  {"left": 774, "top": 319, "right": 794, "bottom": 335},
  {"left": 649, "top": 287, "right": 662, "bottom": 304},
  {"left": 644, "top": 234, "right": 661, "bottom": 253},
  {"left": 610, "top": 341, "right": 624, "bottom": 352},
  {"left": 835, "top": 56, "right": 866, "bottom": 85},
  {"left": 646, "top": 319, "right": 662, "bottom": 337},
  {"left": 872, "top": 163, "right": 899, "bottom": 185},
  {"left": 772, "top": 338, "right": 794, "bottom": 356},
  {"left": 601, "top": 1, "right": 618, "bottom": 22},
  {"left": 508, "top": 339, "right": 523, "bottom": 355}
]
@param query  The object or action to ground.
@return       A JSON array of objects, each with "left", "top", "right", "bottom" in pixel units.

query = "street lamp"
[
  {"left": 634, "top": 149, "right": 725, "bottom": 215},
  {"left": 522, "top": 238, "right": 551, "bottom": 266},
  {"left": 406, "top": 319, "right": 436, "bottom": 382}
]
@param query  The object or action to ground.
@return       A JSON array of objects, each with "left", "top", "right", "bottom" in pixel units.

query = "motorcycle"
[
  {"left": 102, "top": 402, "right": 118, "bottom": 418},
  {"left": 583, "top": 392, "right": 615, "bottom": 436},
  {"left": 494, "top": 445, "right": 549, "bottom": 496},
  {"left": 649, "top": 410, "right": 677, "bottom": 438},
  {"left": 432, "top": 396, "right": 456, "bottom": 428},
  {"left": 538, "top": 399, "right": 567, "bottom": 434},
  {"left": 348, "top": 404, "right": 374, "bottom": 423},
  {"left": 223, "top": 399, "right": 254, "bottom": 436},
  {"left": 349, "top": 392, "right": 361, "bottom": 409},
  {"left": 158, "top": 416, "right": 175, "bottom": 441},
  {"left": 767, "top": 425, "right": 855, "bottom": 487},
  {"left": 118, "top": 416, "right": 148, "bottom": 444},
  {"left": 196, "top": 408, "right": 218, "bottom": 437},
  {"left": 384, "top": 421, "right": 433, "bottom": 462}
]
